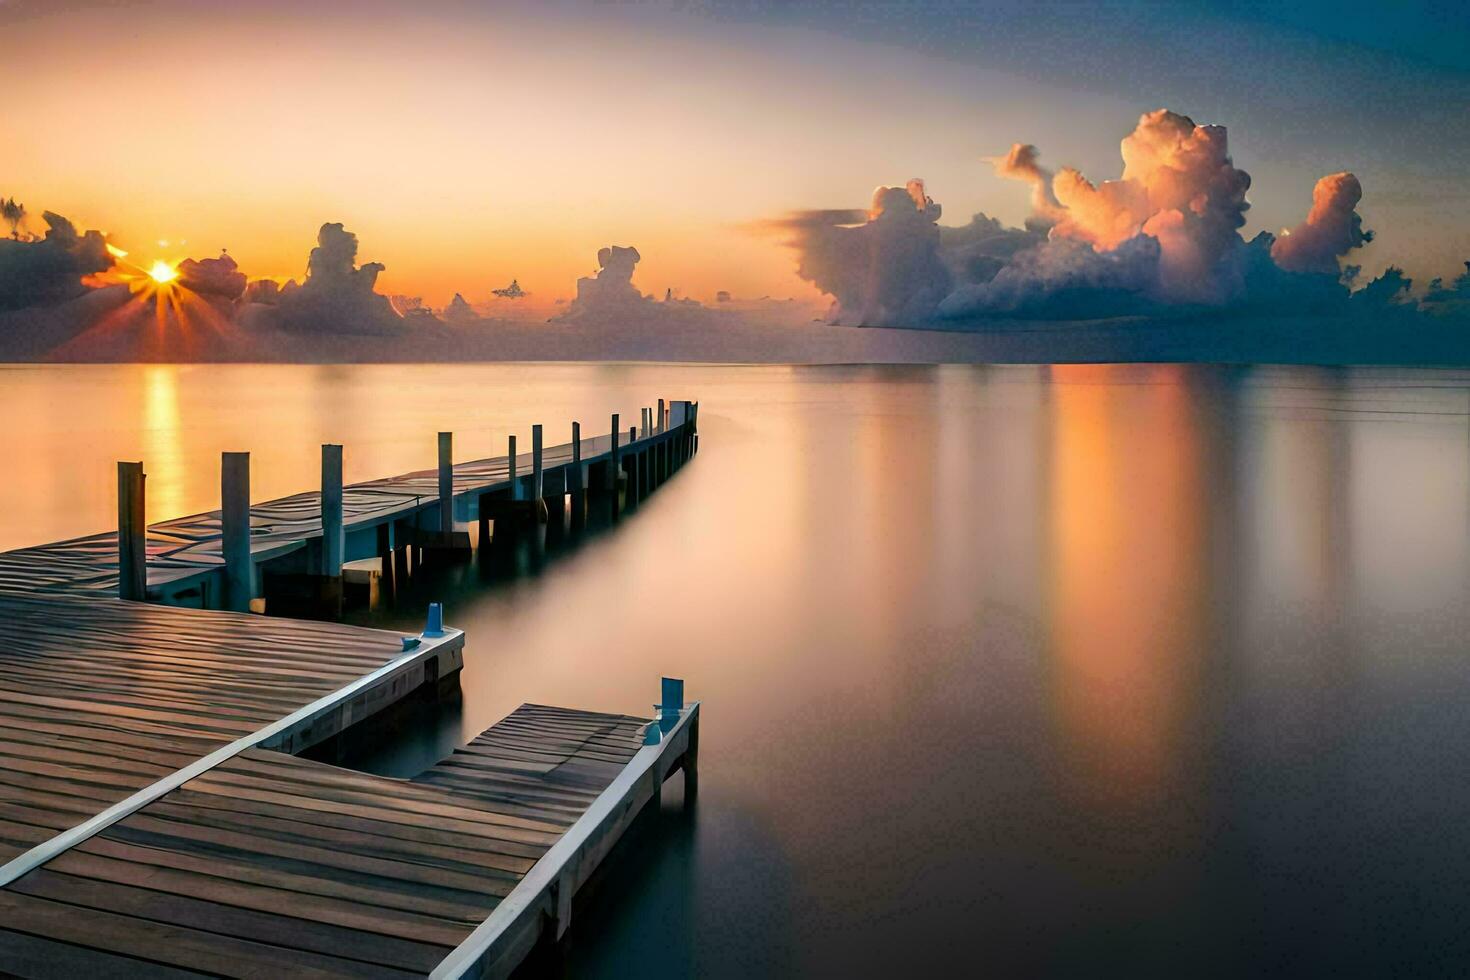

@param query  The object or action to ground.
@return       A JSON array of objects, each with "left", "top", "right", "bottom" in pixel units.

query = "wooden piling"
[
  {"left": 393, "top": 519, "right": 411, "bottom": 583},
  {"left": 508, "top": 435, "right": 518, "bottom": 500},
  {"left": 570, "top": 421, "right": 585, "bottom": 529},
  {"left": 116, "top": 461, "right": 146, "bottom": 601},
  {"left": 438, "top": 432, "right": 454, "bottom": 535},
  {"left": 627, "top": 426, "right": 639, "bottom": 505},
  {"left": 221, "top": 452, "right": 252, "bottom": 612},
  {"left": 532, "top": 424, "right": 544, "bottom": 504},
  {"left": 607, "top": 414, "right": 620, "bottom": 491},
  {"left": 321, "top": 444, "right": 344, "bottom": 578},
  {"left": 657, "top": 398, "right": 665, "bottom": 433}
]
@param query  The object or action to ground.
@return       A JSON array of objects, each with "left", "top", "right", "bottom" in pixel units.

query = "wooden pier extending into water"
[
  {"left": 0, "top": 399, "right": 703, "bottom": 978},
  {"left": 0, "top": 399, "right": 699, "bottom": 616}
]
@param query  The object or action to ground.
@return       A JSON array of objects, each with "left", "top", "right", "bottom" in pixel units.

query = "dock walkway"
[{"left": 0, "top": 399, "right": 703, "bottom": 978}]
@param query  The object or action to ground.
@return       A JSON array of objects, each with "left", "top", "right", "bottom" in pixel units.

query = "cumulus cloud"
[
  {"left": 0, "top": 211, "right": 113, "bottom": 311},
  {"left": 444, "top": 292, "right": 478, "bottom": 322},
  {"left": 561, "top": 245, "right": 652, "bottom": 317},
  {"left": 177, "top": 252, "right": 247, "bottom": 305},
  {"left": 266, "top": 222, "right": 404, "bottom": 334},
  {"left": 1270, "top": 172, "right": 1372, "bottom": 274},
  {"left": 1038, "top": 110, "right": 1254, "bottom": 302},
  {"left": 242, "top": 279, "right": 289, "bottom": 305},
  {"left": 769, "top": 180, "right": 951, "bottom": 326},
  {"left": 938, "top": 211, "right": 1048, "bottom": 285},
  {"left": 773, "top": 107, "right": 1410, "bottom": 325},
  {"left": 941, "top": 234, "right": 1163, "bottom": 319},
  {"left": 989, "top": 143, "right": 1058, "bottom": 215}
]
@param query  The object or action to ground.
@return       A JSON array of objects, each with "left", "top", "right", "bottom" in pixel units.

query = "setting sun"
[{"left": 148, "top": 260, "right": 178, "bottom": 285}]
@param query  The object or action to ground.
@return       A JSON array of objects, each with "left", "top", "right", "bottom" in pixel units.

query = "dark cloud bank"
[{"left": 3, "top": 108, "right": 1469, "bottom": 364}]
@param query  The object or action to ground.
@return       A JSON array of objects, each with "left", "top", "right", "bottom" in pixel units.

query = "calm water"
[{"left": 3, "top": 362, "right": 1470, "bottom": 977}]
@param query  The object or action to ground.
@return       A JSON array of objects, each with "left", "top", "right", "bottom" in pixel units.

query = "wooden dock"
[
  {"left": 0, "top": 398, "right": 704, "bottom": 978},
  {"left": 0, "top": 400, "right": 699, "bottom": 612}
]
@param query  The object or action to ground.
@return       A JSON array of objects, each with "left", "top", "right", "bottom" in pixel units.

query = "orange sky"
[{"left": 4, "top": 1, "right": 1464, "bottom": 307}]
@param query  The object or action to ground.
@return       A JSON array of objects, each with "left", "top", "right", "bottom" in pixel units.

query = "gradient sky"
[{"left": 5, "top": 0, "right": 1467, "bottom": 305}]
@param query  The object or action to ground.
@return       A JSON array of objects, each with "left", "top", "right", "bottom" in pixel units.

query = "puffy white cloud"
[
  {"left": 1270, "top": 172, "right": 1372, "bottom": 274},
  {"left": 562, "top": 245, "right": 652, "bottom": 317},
  {"left": 769, "top": 179, "right": 951, "bottom": 325}
]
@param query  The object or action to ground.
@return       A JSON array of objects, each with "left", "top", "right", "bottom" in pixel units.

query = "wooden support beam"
[
  {"left": 437, "top": 432, "right": 454, "bottom": 535},
  {"left": 545, "top": 468, "right": 566, "bottom": 530},
  {"left": 116, "top": 461, "right": 146, "bottom": 601},
  {"left": 320, "top": 444, "right": 344, "bottom": 577},
  {"left": 393, "top": 519, "right": 411, "bottom": 583},
  {"left": 221, "top": 452, "right": 253, "bottom": 612},
  {"left": 377, "top": 521, "right": 395, "bottom": 595},
  {"left": 477, "top": 506, "right": 491, "bottom": 550}
]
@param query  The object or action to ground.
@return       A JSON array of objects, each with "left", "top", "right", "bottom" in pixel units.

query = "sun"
[{"left": 148, "top": 260, "right": 178, "bottom": 285}]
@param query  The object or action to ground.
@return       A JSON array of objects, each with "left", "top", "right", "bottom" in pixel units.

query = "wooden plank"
[
  {"left": 0, "top": 620, "right": 464, "bottom": 889},
  {"left": 0, "top": 928, "right": 211, "bottom": 980},
  {"left": 0, "top": 890, "right": 419, "bottom": 979},
  {"left": 13, "top": 870, "right": 450, "bottom": 973}
]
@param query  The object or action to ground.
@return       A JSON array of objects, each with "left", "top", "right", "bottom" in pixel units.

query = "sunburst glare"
[{"left": 148, "top": 260, "right": 178, "bottom": 284}]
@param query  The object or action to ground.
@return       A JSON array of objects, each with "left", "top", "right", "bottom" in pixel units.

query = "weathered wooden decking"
[
  {"left": 0, "top": 592, "right": 464, "bottom": 867},
  {"left": 0, "top": 399, "right": 703, "bottom": 978},
  {"left": 0, "top": 702, "right": 697, "bottom": 978}
]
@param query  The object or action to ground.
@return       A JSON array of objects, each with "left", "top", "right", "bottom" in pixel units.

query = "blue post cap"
[
  {"left": 642, "top": 722, "right": 662, "bottom": 746},
  {"left": 401, "top": 636, "right": 421, "bottom": 651},
  {"left": 424, "top": 602, "right": 446, "bottom": 637}
]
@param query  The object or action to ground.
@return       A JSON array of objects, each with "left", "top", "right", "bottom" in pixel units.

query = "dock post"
[
  {"left": 640, "top": 428, "right": 650, "bottom": 498},
  {"left": 507, "top": 435, "right": 518, "bottom": 501},
  {"left": 627, "top": 426, "right": 639, "bottom": 506},
  {"left": 607, "top": 414, "right": 620, "bottom": 489},
  {"left": 684, "top": 696, "right": 700, "bottom": 803},
  {"left": 570, "top": 421, "right": 585, "bottom": 529},
  {"left": 608, "top": 414, "right": 621, "bottom": 518},
  {"left": 321, "top": 445, "right": 344, "bottom": 577},
  {"left": 657, "top": 398, "right": 665, "bottom": 433},
  {"left": 222, "top": 451, "right": 253, "bottom": 612},
  {"left": 437, "top": 432, "right": 454, "bottom": 535},
  {"left": 117, "top": 461, "right": 146, "bottom": 601},
  {"left": 672, "top": 401, "right": 686, "bottom": 468},
  {"left": 532, "top": 424, "right": 546, "bottom": 522}
]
